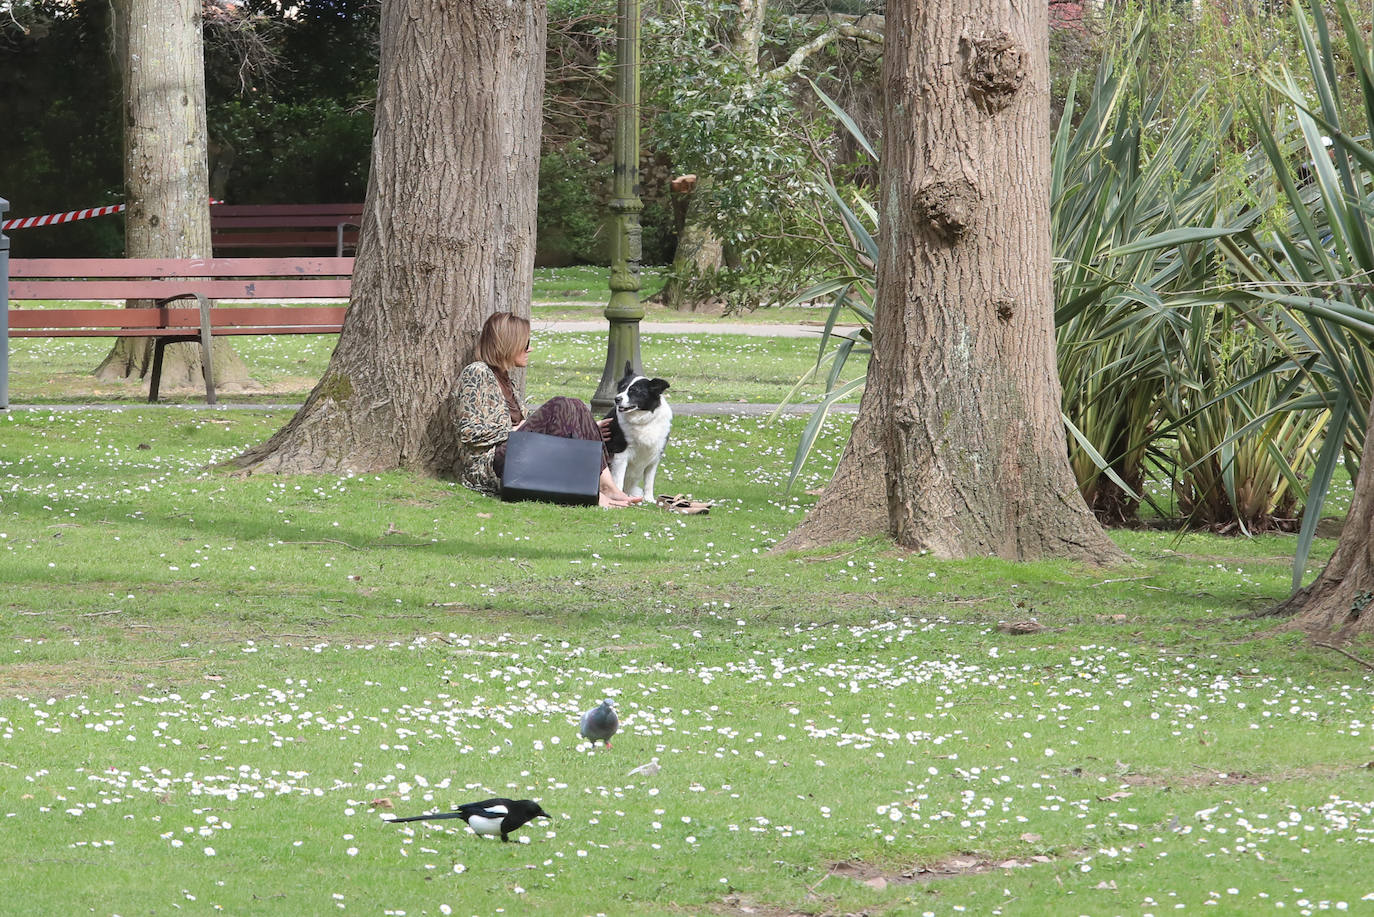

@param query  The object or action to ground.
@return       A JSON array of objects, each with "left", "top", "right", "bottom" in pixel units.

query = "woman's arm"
[{"left": 456, "top": 363, "right": 512, "bottom": 448}]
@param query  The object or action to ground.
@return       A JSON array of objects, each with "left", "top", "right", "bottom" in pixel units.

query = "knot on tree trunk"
[
  {"left": 964, "top": 31, "right": 1026, "bottom": 113},
  {"left": 914, "top": 177, "right": 981, "bottom": 241}
]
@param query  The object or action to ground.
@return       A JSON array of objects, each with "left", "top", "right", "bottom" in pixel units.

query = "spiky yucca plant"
[
  {"left": 1128, "top": 0, "right": 1374, "bottom": 582},
  {"left": 1050, "top": 22, "right": 1225, "bottom": 521},
  {"left": 1163, "top": 308, "right": 1326, "bottom": 532}
]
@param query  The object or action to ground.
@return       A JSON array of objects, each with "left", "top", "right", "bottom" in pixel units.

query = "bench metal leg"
[
  {"left": 200, "top": 336, "right": 217, "bottom": 405},
  {"left": 149, "top": 338, "right": 167, "bottom": 403},
  {"left": 149, "top": 333, "right": 203, "bottom": 404},
  {"left": 195, "top": 293, "right": 217, "bottom": 405}
]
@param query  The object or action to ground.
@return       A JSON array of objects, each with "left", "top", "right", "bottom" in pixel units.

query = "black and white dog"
[{"left": 604, "top": 361, "right": 672, "bottom": 499}]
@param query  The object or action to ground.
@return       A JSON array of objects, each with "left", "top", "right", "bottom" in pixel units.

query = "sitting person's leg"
[
  {"left": 596, "top": 467, "right": 639, "bottom": 507},
  {"left": 522, "top": 396, "right": 602, "bottom": 444}
]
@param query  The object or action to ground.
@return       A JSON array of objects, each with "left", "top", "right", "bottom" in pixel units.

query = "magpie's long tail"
[{"left": 388, "top": 811, "right": 466, "bottom": 823}]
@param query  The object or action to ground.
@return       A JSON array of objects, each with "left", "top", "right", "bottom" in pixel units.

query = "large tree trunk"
[
  {"left": 659, "top": 186, "right": 725, "bottom": 311},
  {"left": 780, "top": 0, "right": 1124, "bottom": 563},
  {"left": 232, "top": 0, "right": 545, "bottom": 475},
  {"left": 99, "top": 0, "right": 254, "bottom": 394},
  {"left": 1272, "top": 399, "right": 1374, "bottom": 640}
]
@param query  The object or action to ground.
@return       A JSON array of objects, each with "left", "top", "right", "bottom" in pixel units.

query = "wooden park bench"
[
  {"left": 210, "top": 203, "right": 363, "bottom": 256},
  {"left": 7, "top": 257, "right": 352, "bottom": 404}
]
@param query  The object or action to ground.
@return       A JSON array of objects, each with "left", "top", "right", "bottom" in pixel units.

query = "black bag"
[{"left": 500, "top": 430, "right": 602, "bottom": 506}]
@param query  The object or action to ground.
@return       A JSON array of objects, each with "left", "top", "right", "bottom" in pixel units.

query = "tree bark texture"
[
  {"left": 100, "top": 0, "right": 251, "bottom": 391},
  {"left": 1273, "top": 398, "right": 1374, "bottom": 640},
  {"left": 782, "top": 0, "right": 1124, "bottom": 563},
  {"left": 234, "top": 0, "right": 545, "bottom": 475},
  {"left": 659, "top": 185, "right": 725, "bottom": 311},
  {"left": 733, "top": 0, "right": 768, "bottom": 64}
]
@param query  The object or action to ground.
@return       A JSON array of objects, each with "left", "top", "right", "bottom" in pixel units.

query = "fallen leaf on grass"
[{"left": 369, "top": 798, "right": 394, "bottom": 811}]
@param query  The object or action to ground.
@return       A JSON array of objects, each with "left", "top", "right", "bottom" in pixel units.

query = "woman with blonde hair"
[{"left": 454, "top": 312, "right": 640, "bottom": 507}]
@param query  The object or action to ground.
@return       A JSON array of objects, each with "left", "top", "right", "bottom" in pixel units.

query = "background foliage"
[
  {"left": 2, "top": 0, "right": 1078, "bottom": 277},
  {"left": 0, "top": 1, "right": 122, "bottom": 256},
  {"left": 0, "top": 0, "right": 380, "bottom": 257}
]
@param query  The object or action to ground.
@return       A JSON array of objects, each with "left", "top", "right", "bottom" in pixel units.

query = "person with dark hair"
[{"left": 454, "top": 313, "right": 641, "bottom": 507}]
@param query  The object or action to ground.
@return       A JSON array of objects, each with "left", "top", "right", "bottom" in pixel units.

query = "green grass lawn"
[
  {"left": 1, "top": 405, "right": 1371, "bottom": 916},
  {"left": 531, "top": 300, "right": 857, "bottom": 325},
  {"left": 531, "top": 266, "right": 837, "bottom": 322},
  {"left": 5, "top": 272, "right": 867, "bottom": 405},
  {"left": 3, "top": 329, "right": 866, "bottom": 407},
  {"left": 533, "top": 264, "right": 670, "bottom": 303}
]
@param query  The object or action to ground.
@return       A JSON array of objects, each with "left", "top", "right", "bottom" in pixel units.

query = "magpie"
[
  {"left": 387, "top": 798, "right": 550, "bottom": 842},
  {"left": 579, "top": 698, "right": 619, "bottom": 746}
]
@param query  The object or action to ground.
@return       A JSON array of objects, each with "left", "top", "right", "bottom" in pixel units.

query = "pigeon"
[
  {"left": 387, "top": 798, "right": 550, "bottom": 842},
  {"left": 579, "top": 698, "right": 619, "bottom": 746}
]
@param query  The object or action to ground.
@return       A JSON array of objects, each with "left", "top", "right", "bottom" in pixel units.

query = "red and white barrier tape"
[
  {"left": 2, "top": 199, "right": 223, "bottom": 231},
  {"left": 3, "top": 203, "right": 125, "bottom": 230}
]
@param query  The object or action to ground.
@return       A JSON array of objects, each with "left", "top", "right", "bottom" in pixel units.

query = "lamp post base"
[{"left": 592, "top": 291, "right": 643, "bottom": 414}]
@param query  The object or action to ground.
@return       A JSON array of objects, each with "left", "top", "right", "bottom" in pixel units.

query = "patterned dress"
[
  {"left": 455, "top": 362, "right": 514, "bottom": 497},
  {"left": 454, "top": 361, "right": 609, "bottom": 498}
]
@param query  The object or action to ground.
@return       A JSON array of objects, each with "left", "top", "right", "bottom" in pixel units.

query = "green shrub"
[
  {"left": 537, "top": 143, "right": 609, "bottom": 266},
  {"left": 210, "top": 98, "right": 372, "bottom": 204}
]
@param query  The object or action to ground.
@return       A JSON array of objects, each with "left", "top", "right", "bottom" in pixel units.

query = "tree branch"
[
  {"left": 765, "top": 24, "right": 884, "bottom": 83},
  {"left": 1314, "top": 641, "right": 1374, "bottom": 671}
]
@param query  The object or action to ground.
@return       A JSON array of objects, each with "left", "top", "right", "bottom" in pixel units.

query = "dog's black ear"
[
  {"left": 623, "top": 360, "right": 635, "bottom": 377},
  {"left": 649, "top": 378, "right": 670, "bottom": 394}
]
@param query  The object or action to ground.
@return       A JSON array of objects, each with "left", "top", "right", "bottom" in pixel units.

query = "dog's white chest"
[
  {"left": 621, "top": 405, "right": 672, "bottom": 447},
  {"left": 611, "top": 402, "right": 672, "bottom": 498}
]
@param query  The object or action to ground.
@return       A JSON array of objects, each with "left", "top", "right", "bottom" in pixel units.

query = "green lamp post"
[{"left": 591, "top": 0, "right": 644, "bottom": 414}]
